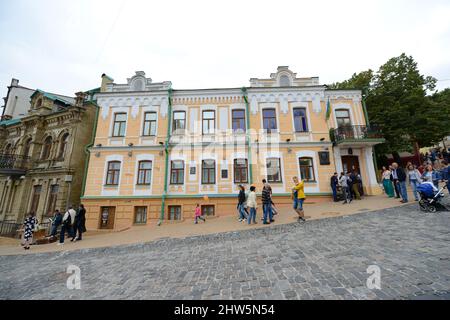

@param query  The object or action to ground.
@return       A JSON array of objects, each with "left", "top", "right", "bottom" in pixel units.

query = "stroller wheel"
[
  {"left": 418, "top": 200, "right": 428, "bottom": 212},
  {"left": 427, "top": 206, "right": 437, "bottom": 213}
]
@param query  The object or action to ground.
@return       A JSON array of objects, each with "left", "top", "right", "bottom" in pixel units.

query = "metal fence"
[{"left": 0, "top": 220, "right": 51, "bottom": 238}]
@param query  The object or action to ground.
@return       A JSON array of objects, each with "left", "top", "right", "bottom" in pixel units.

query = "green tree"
[{"left": 329, "top": 69, "right": 374, "bottom": 90}]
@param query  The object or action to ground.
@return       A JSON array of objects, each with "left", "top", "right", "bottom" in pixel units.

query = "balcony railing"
[
  {"left": 0, "top": 154, "right": 32, "bottom": 173},
  {"left": 331, "top": 125, "right": 384, "bottom": 144}
]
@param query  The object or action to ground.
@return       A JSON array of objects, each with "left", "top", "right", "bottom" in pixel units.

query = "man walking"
[
  {"left": 72, "top": 204, "right": 86, "bottom": 242},
  {"left": 58, "top": 206, "right": 76, "bottom": 245},
  {"left": 391, "top": 162, "right": 408, "bottom": 203},
  {"left": 262, "top": 179, "right": 274, "bottom": 225},
  {"left": 330, "top": 172, "right": 339, "bottom": 202}
]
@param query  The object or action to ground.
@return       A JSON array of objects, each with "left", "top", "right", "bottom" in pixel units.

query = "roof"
[
  {"left": 0, "top": 118, "right": 21, "bottom": 127},
  {"left": 31, "top": 89, "right": 76, "bottom": 105}
]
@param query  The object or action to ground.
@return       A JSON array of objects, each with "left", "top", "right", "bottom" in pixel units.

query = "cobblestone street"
[{"left": 1, "top": 200, "right": 450, "bottom": 300}]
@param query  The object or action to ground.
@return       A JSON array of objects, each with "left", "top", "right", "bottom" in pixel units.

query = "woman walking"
[
  {"left": 22, "top": 212, "right": 38, "bottom": 250},
  {"left": 194, "top": 204, "right": 206, "bottom": 224},
  {"left": 381, "top": 166, "right": 394, "bottom": 198},
  {"left": 237, "top": 185, "right": 247, "bottom": 222},
  {"left": 406, "top": 164, "right": 422, "bottom": 201},
  {"left": 246, "top": 186, "right": 257, "bottom": 225}
]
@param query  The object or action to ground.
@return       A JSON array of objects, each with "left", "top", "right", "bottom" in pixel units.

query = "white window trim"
[
  {"left": 264, "top": 151, "right": 285, "bottom": 193},
  {"left": 199, "top": 154, "right": 218, "bottom": 194},
  {"left": 168, "top": 154, "right": 187, "bottom": 193},
  {"left": 332, "top": 104, "right": 355, "bottom": 128},
  {"left": 133, "top": 154, "right": 155, "bottom": 196},
  {"left": 109, "top": 107, "right": 129, "bottom": 139},
  {"left": 102, "top": 154, "right": 124, "bottom": 196},
  {"left": 291, "top": 102, "right": 313, "bottom": 134},
  {"left": 296, "top": 150, "right": 320, "bottom": 193},
  {"left": 260, "top": 103, "right": 280, "bottom": 134},
  {"left": 229, "top": 104, "right": 247, "bottom": 134},
  {"left": 139, "top": 106, "right": 159, "bottom": 138},
  {"left": 172, "top": 105, "right": 188, "bottom": 135}
]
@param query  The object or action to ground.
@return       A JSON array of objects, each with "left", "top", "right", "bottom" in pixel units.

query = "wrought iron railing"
[
  {"left": 332, "top": 125, "right": 384, "bottom": 144},
  {"left": 0, "top": 221, "right": 22, "bottom": 238},
  {"left": 0, "top": 154, "right": 32, "bottom": 171}
]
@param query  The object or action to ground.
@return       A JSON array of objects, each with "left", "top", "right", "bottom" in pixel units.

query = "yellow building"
[{"left": 82, "top": 67, "right": 384, "bottom": 230}]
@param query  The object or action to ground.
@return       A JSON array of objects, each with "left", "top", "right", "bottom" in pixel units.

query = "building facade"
[
  {"left": 0, "top": 89, "right": 97, "bottom": 224},
  {"left": 82, "top": 67, "right": 384, "bottom": 231},
  {"left": 1, "top": 78, "right": 35, "bottom": 121}
]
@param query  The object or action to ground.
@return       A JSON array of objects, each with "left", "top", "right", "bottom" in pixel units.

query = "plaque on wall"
[{"left": 318, "top": 151, "right": 330, "bottom": 165}]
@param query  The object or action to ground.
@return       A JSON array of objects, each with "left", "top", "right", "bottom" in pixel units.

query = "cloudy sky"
[{"left": 1, "top": 0, "right": 449, "bottom": 105}]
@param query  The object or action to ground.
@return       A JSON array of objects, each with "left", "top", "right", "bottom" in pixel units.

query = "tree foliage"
[{"left": 330, "top": 53, "right": 450, "bottom": 155}]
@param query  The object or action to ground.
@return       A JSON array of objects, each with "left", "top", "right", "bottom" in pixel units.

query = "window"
[
  {"left": 221, "top": 169, "right": 228, "bottom": 179},
  {"left": 36, "top": 98, "right": 42, "bottom": 108},
  {"left": 4, "top": 143, "right": 12, "bottom": 155},
  {"left": 202, "top": 205, "right": 215, "bottom": 217},
  {"left": 173, "top": 111, "right": 186, "bottom": 132},
  {"left": 168, "top": 206, "right": 182, "bottom": 220},
  {"left": 299, "top": 157, "right": 316, "bottom": 182},
  {"left": 46, "top": 185, "right": 59, "bottom": 216},
  {"left": 335, "top": 109, "right": 351, "bottom": 127},
  {"left": 57, "top": 133, "right": 69, "bottom": 159},
  {"left": 23, "top": 138, "right": 32, "bottom": 157},
  {"left": 266, "top": 158, "right": 282, "bottom": 183},
  {"left": 30, "top": 185, "right": 42, "bottom": 215},
  {"left": 202, "top": 111, "right": 215, "bottom": 135},
  {"left": 134, "top": 207, "right": 147, "bottom": 224},
  {"left": 41, "top": 136, "right": 52, "bottom": 160},
  {"left": 106, "top": 161, "right": 121, "bottom": 185},
  {"left": 232, "top": 109, "right": 246, "bottom": 132},
  {"left": 279, "top": 75, "right": 291, "bottom": 87},
  {"left": 112, "top": 113, "right": 127, "bottom": 137},
  {"left": 262, "top": 109, "right": 277, "bottom": 133},
  {"left": 201, "top": 160, "right": 216, "bottom": 184},
  {"left": 143, "top": 112, "right": 157, "bottom": 136},
  {"left": 234, "top": 159, "right": 248, "bottom": 184},
  {"left": 170, "top": 160, "right": 184, "bottom": 184},
  {"left": 293, "top": 108, "right": 308, "bottom": 132},
  {"left": 137, "top": 161, "right": 152, "bottom": 185}
]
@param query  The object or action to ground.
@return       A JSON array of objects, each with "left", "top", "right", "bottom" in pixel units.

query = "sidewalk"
[{"left": 0, "top": 193, "right": 416, "bottom": 256}]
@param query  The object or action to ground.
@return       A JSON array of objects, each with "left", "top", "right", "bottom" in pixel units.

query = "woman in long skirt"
[
  {"left": 381, "top": 166, "right": 394, "bottom": 198},
  {"left": 22, "top": 212, "right": 38, "bottom": 250}
]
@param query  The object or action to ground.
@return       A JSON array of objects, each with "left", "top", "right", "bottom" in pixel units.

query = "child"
[{"left": 194, "top": 204, "right": 206, "bottom": 224}]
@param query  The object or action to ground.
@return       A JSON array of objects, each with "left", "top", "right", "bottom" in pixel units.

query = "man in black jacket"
[
  {"left": 390, "top": 163, "right": 408, "bottom": 203},
  {"left": 237, "top": 185, "right": 247, "bottom": 222},
  {"left": 330, "top": 173, "right": 339, "bottom": 202},
  {"left": 262, "top": 179, "right": 274, "bottom": 225},
  {"left": 72, "top": 204, "right": 86, "bottom": 242}
]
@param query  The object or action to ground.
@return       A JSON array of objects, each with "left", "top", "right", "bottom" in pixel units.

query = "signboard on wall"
[{"left": 318, "top": 152, "right": 330, "bottom": 165}]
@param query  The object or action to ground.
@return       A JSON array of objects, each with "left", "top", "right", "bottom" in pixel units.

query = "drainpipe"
[
  {"left": 159, "top": 87, "right": 173, "bottom": 226},
  {"left": 241, "top": 87, "right": 253, "bottom": 184},
  {"left": 81, "top": 101, "right": 100, "bottom": 197}
]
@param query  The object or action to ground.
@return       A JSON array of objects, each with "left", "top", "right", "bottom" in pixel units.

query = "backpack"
[{"left": 64, "top": 211, "right": 72, "bottom": 226}]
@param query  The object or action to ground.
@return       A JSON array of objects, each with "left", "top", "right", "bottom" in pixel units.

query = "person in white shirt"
[
  {"left": 246, "top": 186, "right": 258, "bottom": 225},
  {"left": 58, "top": 206, "right": 76, "bottom": 245}
]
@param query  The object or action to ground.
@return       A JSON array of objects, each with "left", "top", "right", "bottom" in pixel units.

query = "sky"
[{"left": 1, "top": 0, "right": 449, "bottom": 108}]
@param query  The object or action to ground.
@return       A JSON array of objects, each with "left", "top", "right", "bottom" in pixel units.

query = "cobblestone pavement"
[{"left": 1, "top": 199, "right": 450, "bottom": 300}]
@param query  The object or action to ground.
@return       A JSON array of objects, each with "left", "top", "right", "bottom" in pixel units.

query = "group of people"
[
  {"left": 21, "top": 204, "right": 86, "bottom": 250},
  {"left": 381, "top": 160, "right": 450, "bottom": 202},
  {"left": 234, "top": 177, "right": 307, "bottom": 225},
  {"left": 421, "top": 147, "right": 450, "bottom": 166},
  {"left": 330, "top": 170, "right": 364, "bottom": 204}
]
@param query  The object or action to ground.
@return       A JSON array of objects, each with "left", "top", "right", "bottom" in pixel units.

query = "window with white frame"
[
  {"left": 137, "top": 161, "right": 152, "bottom": 185},
  {"left": 266, "top": 158, "right": 282, "bottom": 183},
  {"left": 112, "top": 113, "right": 127, "bottom": 137},
  {"left": 293, "top": 108, "right": 308, "bottom": 132},
  {"left": 142, "top": 112, "right": 157, "bottom": 136},
  {"left": 106, "top": 161, "right": 121, "bottom": 185},
  {"left": 234, "top": 159, "right": 248, "bottom": 184},
  {"left": 172, "top": 111, "right": 186, "bottom": 132},
  {"left": 202, "top": 110, "right": 215, "bottom": 135},
  {"left": 262, "top": 109, "right": 277, "bottom": 133},
  {"left": 299, "top": 157, "right": 316, "bottom": 182},
  {"left": 170, "top": 160, "right": 185, "bottom": 185},
  {"left": 201, "top": 160, "right": 216, "bottom": 184}
]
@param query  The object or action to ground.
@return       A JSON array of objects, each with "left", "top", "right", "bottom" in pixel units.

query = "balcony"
[
  {"left": 331, "top": 125, "right": 385, "bottom": 147},
  {"left": 0, "top": 154, "right": 32, "bottom": 176}
]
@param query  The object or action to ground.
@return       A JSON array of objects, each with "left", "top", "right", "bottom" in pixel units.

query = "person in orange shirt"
[{"left": 292, "top": 176, "right": 306, "bottom": 223}]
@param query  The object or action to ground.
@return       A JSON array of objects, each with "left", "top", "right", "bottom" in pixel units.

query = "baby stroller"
[{"left": 417, "top": 182, "right": 448, "bottom": 213}]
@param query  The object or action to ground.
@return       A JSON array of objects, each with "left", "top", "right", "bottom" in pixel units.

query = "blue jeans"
[
  {"left": 238, "top": 204, "right": 248, "bottom": 220},
  {"left": 293, "top": 198, "right": 304, "bottom": 210},
  {"left": 331, "top": 185, "right": 337, "bottom": 201},
  {"left": 59, "top": 224, "right": 74, "bottom": 243},
  {"left": 263, "top": 203, "right": 273, "bottom": 223},
  {"left": 399, "top": 181, "right": 408, "bottom": 202},
  {"left": 410, "top": 180, "right": 420, "bottom": 200},
  {"left": 247, "top": 208, "right": 256, "bottom": 224}
]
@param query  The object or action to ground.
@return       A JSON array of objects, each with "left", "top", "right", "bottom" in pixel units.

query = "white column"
[
  {"left": 333, "top": 147, "right": 343, "bottom": 174},
  {"left": 364, "top": 147, "right": 378, "bottom": 187}
]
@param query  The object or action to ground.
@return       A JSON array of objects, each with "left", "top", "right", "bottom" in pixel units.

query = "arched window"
[
  {"left": 41, "top": 136, "right": 53, "bottom": 160},
  {"left": 279, "top": 75, "right": 291, "bottom": 87},
  {"left": 335, "top": 109, "right": 352, "bottom": 127},
  {"left": 36, "top": 98, "right": 43, "bottom": 108},
  {"left": 23, "top": 138, "right": 32, "bottom": 157},
  {"left": 57, "top": 133, "right": 69, "bottom": 159}
]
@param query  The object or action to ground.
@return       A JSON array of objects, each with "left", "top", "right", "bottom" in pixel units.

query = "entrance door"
[
  {"left": 99, "top": 207, "right": 115, "bottom": 229},
  {"left": 341, "top": 156, "right": 360, "bottom": 174}
]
